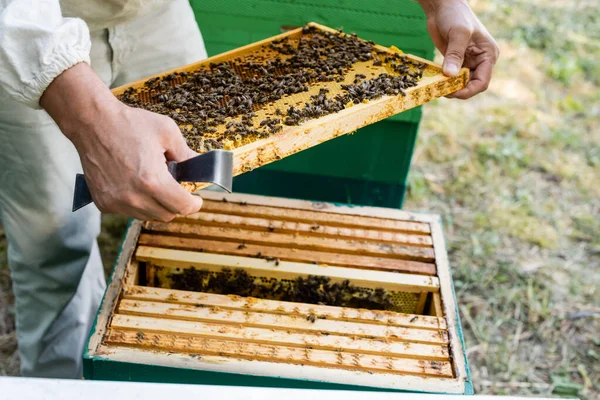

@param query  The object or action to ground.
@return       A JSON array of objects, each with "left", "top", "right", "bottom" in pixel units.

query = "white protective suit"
[{"left": 0, "top": 0, "right": 207, "bottom": 378}]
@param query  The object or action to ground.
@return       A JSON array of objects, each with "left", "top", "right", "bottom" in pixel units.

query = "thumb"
[
  {"left": 165, "top": 128, "right": 198, "bottom": 162},
  {"left": 443, "top": 26, "right": 472, "bottom": 76},
  {"left": 154, "top": 164, "right": 204, "bottom": 216}
]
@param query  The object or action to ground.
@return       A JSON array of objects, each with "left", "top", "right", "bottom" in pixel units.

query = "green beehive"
[
  {"left": 82, "top": 3, "right": 474, "bottom": 394},
  {"left": 84, "top": 192, "right": 473, "bottom": 395},
  {"left": 190, "top": 0, "right": 434, "bottom": 208}
]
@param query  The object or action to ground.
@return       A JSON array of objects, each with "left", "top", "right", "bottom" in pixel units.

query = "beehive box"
[
  {"left": 111, "top": 22, "right": 467, "bottom": 194},
  {"left": 85, "top": 192, "right": 473, "bottom": 394}
]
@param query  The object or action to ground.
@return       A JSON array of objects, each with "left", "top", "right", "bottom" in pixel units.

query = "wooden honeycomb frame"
[
  {"left": 110, "top": 22, "right": 469, "bottom": 193},
  {"left": 87, "top": 191, "right": 469, "bottom": 393}
]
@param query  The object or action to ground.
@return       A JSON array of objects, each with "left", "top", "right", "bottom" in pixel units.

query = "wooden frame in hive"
[
  {"left": 110, "top": 22, "right": 468, "bottom": 193},
  {"left": 85, "top": 192, "right": 472, "bottom": 394}
]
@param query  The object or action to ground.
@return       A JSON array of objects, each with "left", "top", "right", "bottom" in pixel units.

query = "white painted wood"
[{"left": 0, "top": 377, "right": 565, "bottom": 400}]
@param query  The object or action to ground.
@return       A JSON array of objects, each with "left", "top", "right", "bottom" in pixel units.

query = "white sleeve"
[{"left": 0, "top": 0, "right": 91, "bottom": 109}]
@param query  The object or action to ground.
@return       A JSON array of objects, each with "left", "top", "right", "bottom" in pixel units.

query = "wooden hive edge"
[
  {"left": 105, "top": 328, "right": 453, "bottom": 378},
  {"left": 141, "top": 193, "right": 439, "bottom": 276},
  {"left": 194, "top": 198, "right": 433, "bottom": 236},
  {"left": 430, "top": 217, "right": 469, "bottom": 385},
  {"left": 107, "top": 313, "right": 450, "bottom": 361},
  {"left": 137, "top": 233, "right": 437, "bottom": 275},
  {"left": 142, "top": 221, "right": 434, "bottom": 259},
  {"left": 198, "top": 191, "right": 442, "bottom": 225},
  {"left": 86, "top": 220, "right": 144, "bottom": 356},
  {"left": 121, "top": 285, "right": 447, "bottom": 330},
  {"left": 134, "top": 246, "right": 441, "bottom": 293},
  {"left": 163, "top": 213, "right": 434, "bottom": 249},
  {"left": 115, "top": 299, "right": 448, "bottom": 345},
  {"left": 93, "top": 346, "right": 465, "bottom": 393}
]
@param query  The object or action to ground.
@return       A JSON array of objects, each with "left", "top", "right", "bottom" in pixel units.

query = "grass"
[
  {"left": 404, "top": 0, "right": 599, "bottom": 397},
  {"left": 0, "top": 0, "right": 598, "bottom": 397}
]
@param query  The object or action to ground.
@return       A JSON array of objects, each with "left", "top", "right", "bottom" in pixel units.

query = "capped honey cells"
[{"left": 117, "top": 25, "right": 426, "bottom": 153}]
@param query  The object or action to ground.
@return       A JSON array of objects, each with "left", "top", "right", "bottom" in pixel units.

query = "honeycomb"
[{"left": 116, "top": 25, "right": 431, "bottom": 154}]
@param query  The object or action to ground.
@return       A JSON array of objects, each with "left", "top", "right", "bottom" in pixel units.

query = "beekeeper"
[{"left": 0, "top": 0, "right": 498, "bottom": 379}]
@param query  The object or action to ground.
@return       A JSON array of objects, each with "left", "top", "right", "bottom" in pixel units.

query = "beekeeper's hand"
[
  {"left": 417, "top": 0, "right": 499, "bottom": 99},
  {"left": 40, "top": 63, "right": 203, "bottom": 221}
]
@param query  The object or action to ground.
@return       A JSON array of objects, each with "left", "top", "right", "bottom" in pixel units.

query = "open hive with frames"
[
  {"left": 111, "top": 22, "right": 468, "bottom": 193},
  {"left": 86, "top": 191, "right": 472, "bottom": 394}
]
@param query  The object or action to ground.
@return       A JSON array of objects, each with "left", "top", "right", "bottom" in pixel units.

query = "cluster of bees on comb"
[
  {"left": 118, "top": 25, "right": 426, "bottom": 153},
  {"left": 168, "top": 267, "right": 394, "bottom": 312}
]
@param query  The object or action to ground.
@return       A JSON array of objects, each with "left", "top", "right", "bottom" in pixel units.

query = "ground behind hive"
[{"left": 403, "top": 0, "right": 599, "bottom": 398}]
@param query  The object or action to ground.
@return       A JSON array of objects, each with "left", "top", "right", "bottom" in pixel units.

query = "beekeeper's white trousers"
[{"left": 0, "top": 0, "right": 206, "bottom": 378}]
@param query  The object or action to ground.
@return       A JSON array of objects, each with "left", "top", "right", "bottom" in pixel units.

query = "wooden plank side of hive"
[
  {"left": 105, "top": 329, "right": 454, "bottom": 378},
  {"left": 85, "top": 220, "right": 143, "bottom": 356},
  {"left": 136, "top": 233, "right": 436, "bottom": 275},
  {"left": 93, "top": 347, "right": 466, "bottom": 393},
  {"left": 429, "top": 216, "right": 469, "bottom": 385},
  {"left": 142, "top": 221, "right": 435, "bottom": 260},
  {"left": 197, "top": 191, "right": 442, "bottom": 225},
  {"left": 121, "top": 286, "right": 447, "bottom": 330},
  {"left": 168, "top": 212, "right": 433, "bottom": 247},
  {"left": 196, "top": 198, "right": 433, "bottom": 236},
  {"left": 109, "top": 314, "right": 450, "bottom": 361},
  {"left": 134, "top": 246, "right": 441, "bottom": 293},
  {"left": 116, "top": 299, "right": 448, "bottom": 345}
]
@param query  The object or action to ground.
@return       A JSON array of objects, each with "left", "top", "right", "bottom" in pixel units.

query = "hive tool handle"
[{"left": 72, "top": 150, "right": 234, "bottom": 212}]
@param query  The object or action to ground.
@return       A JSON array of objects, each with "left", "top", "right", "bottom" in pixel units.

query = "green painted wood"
[
  {"left": 83, "top": 218, "right": 135, "bottom": 377},
  {"left": 85, "top": 357, "right": 382, "bottom": 390},
  {"left": 190, "top": 0, "right": 434, "bottom": 208},
  {"left": 232, "top": 120, "right": 420, "bottom": 208},
  {"left": 85, "top": 355, "right": 466, "bottom": 394},
  {"left": 435, "top": 218, "right": 475, "bottom": 396}
]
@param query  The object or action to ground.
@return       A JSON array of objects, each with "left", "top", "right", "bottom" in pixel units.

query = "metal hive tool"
[{"left": 72, "top": 150, "right": 234, "bottom": 211}]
